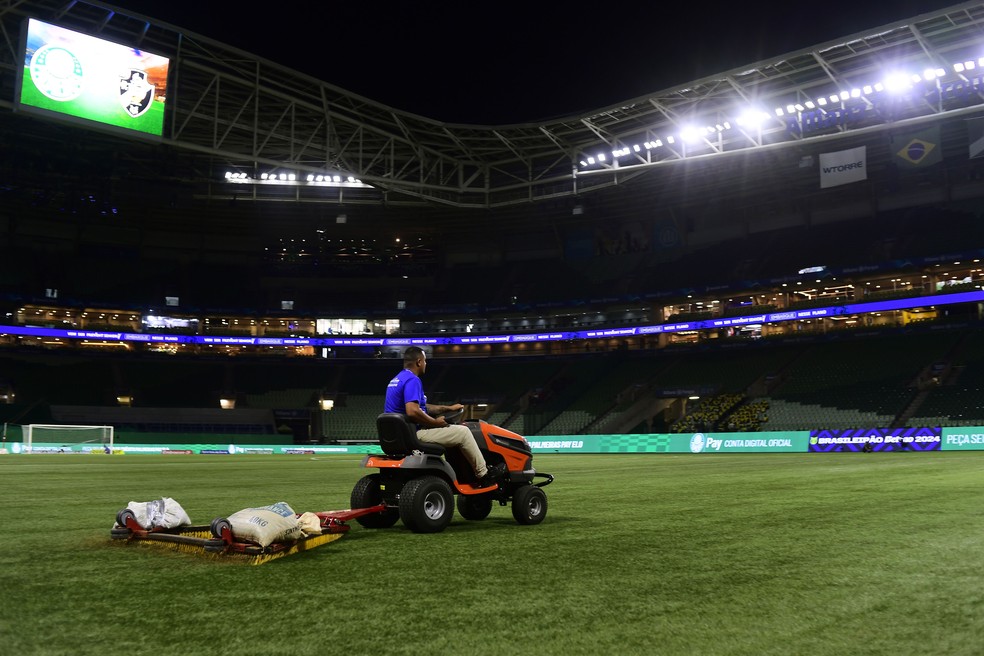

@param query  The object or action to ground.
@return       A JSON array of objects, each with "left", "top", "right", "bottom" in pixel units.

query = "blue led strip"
[{"left": 1, "top": 290, "right": 981, "bottom": 346}]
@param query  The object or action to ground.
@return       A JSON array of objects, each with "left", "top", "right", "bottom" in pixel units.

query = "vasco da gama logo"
[
  {"left": 29, "top": 43, "right": 84, "bottom": 102},
  {"left": 119, "top": 69, "right": 155, "bottom": 118}
]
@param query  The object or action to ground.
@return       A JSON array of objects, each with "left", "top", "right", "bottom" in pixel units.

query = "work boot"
[{"left": 476, "top": 462, "right": 506, "bottom": 487}]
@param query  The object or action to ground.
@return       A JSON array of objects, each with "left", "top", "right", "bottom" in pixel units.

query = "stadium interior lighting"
[
  {"left": 223, "top": 170, "right": 370, "bottom": 187},
  {"left": 736, "top": 109, "right": 770, "bottom": 128},
  {"left": 581, "top": 42, "right": 984, "bottom": 168},
  {"left": 579, "top": 49, "right": 984, "bottom": 170},
  {"left": 883, "top": 73, "right": 911, "bottom": 93},
  {"left": 680, "top": 127, "right": 703, "bottom": 142}
]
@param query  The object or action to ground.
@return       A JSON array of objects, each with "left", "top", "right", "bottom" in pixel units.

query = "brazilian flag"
[{"left": 890, "top": 126, "right": 942, "bottom": 168}]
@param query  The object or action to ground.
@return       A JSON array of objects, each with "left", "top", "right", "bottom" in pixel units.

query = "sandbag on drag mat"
[
  {"left": 226, "top": 502, "right": 304, "bottom": 547},
  {"left": 115, "top": 497, "right": 192, "bottom": 530}
]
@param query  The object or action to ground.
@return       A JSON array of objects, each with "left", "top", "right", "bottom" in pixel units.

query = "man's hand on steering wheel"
[{"left": 442, "top": 406, "right": 465, "bottom": 424}]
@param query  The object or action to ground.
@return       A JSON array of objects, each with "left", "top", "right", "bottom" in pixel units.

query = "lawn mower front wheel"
[
  {"left": 512, "top": 484, "right": 547, "bottom": 525},
  {"left": 399, "top": 475, "right": 454, "bottom": 533}
]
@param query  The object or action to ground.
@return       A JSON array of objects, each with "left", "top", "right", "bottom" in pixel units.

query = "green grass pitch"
[{"left": 1, "top": 451, "right": 982, "bottom": 655}]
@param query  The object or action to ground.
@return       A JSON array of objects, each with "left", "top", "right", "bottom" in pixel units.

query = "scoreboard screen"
[{"left": 16, "top": 18, "right": 170, "bottom": 138}]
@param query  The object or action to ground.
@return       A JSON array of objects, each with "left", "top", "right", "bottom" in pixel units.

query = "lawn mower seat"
[{"left": 376, "top": 412, "right": 445, "bottom": 457}]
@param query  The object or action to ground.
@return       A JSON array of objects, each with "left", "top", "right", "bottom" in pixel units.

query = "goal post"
[{"left": 23, "top": 424, "right": 114, "bottom": 453}]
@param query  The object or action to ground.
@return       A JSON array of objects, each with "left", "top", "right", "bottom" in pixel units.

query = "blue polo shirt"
[{"left": 384, "top": 368, "right": 427, "bottom": 414}]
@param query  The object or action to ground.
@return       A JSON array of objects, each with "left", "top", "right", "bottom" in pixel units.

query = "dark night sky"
[{"left": 107, "top": 1, "right": 963, "bottom": 125}]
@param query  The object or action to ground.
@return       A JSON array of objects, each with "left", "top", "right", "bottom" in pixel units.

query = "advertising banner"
[
  {"left": 7, "top": 427, "right": 969, "bottom": 455},
  {"left": 8, "top": 442, "right": 379, "bottom": 455},
  {"left": 527, "top": 432, "right": 809, "bottom": 454},
  {"left": 941, "top": 427, "right": 984, "bottom": 450},
  {"left": 819, "top": 145, "right": 867, "bottom": 188},
  {"left": 808, "top": 427, "right": 941, "bottom": 452}
]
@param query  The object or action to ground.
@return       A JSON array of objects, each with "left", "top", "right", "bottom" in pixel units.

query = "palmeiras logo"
[
  {"left": 119, "top": 69, "right": 154, "bottom": 117},
  {"left": 690, "top": 433, "right": 706, "bottom": 453},
  {"left": 30, "top": 43, "right": 84, "bottom": 102}
]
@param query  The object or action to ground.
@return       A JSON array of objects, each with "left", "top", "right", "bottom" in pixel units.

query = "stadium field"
[{"left": 1, "top": 452, "right": 982, "bottom": 655}]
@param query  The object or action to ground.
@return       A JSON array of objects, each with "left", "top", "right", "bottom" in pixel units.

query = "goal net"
[{"left": 23, "top": 424, "right": 114, "bottom": 453}]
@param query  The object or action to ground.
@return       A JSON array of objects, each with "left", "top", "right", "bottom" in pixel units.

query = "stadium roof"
[{"left": 3, "top": 1, "right": 984, "bottom": 210}]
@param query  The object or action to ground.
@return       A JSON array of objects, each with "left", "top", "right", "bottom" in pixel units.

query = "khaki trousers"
[{"left": 416, "top": 424, "right": 488, "bottom": 477}]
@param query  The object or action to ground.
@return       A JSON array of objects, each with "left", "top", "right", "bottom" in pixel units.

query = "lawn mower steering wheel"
[{"left": 442, "top": 408, "right": 464, "bottom": 424}]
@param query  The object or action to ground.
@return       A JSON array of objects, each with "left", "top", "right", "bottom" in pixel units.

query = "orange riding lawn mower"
[
  {"left": 351, "top": 410, "right": 554, "bottom": 533},
  {"left": 110, "top": 411, "right": 554, "bottom": 563}
]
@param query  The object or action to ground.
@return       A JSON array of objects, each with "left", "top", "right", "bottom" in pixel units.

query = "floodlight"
[
  {"left": 829, "top": 94, "right": 840, "bottom": 103},
  {"left": 306, "top": 174, "right": 314, "bottom": 182},
  {"left": 738, "top": 109, "right": 770, "bottom": 128},
  {"left": 839, "top": 91, "right": 849, "bottom": 100},
  {"left": 680, "top": 126, "right": 702, "bottom": 142},
  {"left": 883, "top": 73, "right": 910, "bottom": 93},
  {"left": 850, "top": 88, "right": 861, "bottom": 98},
  {"left": 955, "top": 63, "right": 966, "bottom": 73},
  {"left": 862, "top": 85, "right": 873, "bottom": 94},
  {"left": 817, "top": 97, "right": 827, "bottom": 106},
  {"left": 805, "top": 100, "right": 815, "bottom": 109},
  {"left": 587, "top": 157, "right": 595, "bottom": 164}
]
